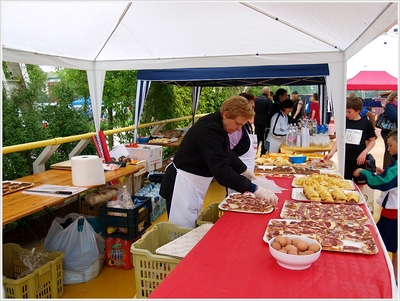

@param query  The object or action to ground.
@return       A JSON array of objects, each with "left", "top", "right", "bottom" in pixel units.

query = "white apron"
[
  {"left": 169, "top": 165, "right": 213, "bottom": 228},
  {"left": 227, "top": 132, "right": 256, "bottom": 195}
]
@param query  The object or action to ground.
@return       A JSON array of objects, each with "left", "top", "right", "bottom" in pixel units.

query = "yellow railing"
[{"left": 2, "top": 114, "right": 207, "bottom": 155}]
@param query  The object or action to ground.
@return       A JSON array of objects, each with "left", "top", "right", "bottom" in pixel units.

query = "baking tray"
[
  {"left": 280, "top": 200, "right": 369, "bottom": 224},
  {"left": 218, "top": 193, "right": 275, "bottom": 214},
  {"left": 2, "top": 181, "right": 34, "bottom": 195},
  {"left": 263, "top": 219, "right": 378, "bottom": 255},
  {"left": 291, "top": 187, "right": 364, "bottom": 204},
  {"left": 291, "top": 175, "right": 355, "bottom": 190}
]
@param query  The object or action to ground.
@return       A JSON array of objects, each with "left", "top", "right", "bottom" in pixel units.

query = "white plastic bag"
[{"left": 44, "top": 213, "right": 105, "bottom": 284}]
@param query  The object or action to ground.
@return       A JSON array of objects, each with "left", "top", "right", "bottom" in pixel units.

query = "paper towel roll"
[{"left": 71, "top": 155, "right": 105, "bottom": 186}]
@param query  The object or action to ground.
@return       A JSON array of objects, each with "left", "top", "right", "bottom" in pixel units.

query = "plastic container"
[
  {"left": 137, "top": 137, "right": 150, "bottom": 143},
  {"left": 100, "top": 196, "right": 152, "bottom": 240},
  {"left": 289, "top": 155, "right": 307, "bottom": 164},
  {"left": 196, "top": 202, "right": 225, "bottom": 226},
  {"left": 2, "top": 243, "right": 64, "bottom": 299},
  {"left": 130, "top": 222, "right": 193, "bottom": 298}
]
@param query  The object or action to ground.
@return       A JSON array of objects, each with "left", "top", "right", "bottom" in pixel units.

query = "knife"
[{"left": 26, "top": 190, "right": 73, "bottom": 195}]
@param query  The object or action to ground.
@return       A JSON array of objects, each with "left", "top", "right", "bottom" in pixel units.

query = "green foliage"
[
  {"left": 2, "top": 65, "right": 49, "bottom": 179},
  {"left": 2, "top": 65, "right": 96, "bottom": 180}
]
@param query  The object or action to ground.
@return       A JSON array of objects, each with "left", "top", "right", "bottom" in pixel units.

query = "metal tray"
[
  {"left": 2, "top": 181, "right": 34, "bottom": 196},
  {"left": 218, "top": 193, "right": 275, "bottom": 214},
  {"left": 291, "top": 187, "right": 364, "bottom": 204},
  {"left": 263, "top": 218, "right": 378, "bottom": 255},
  {"left": 280, "top": 200, "right": 369, "bottom": 224}
]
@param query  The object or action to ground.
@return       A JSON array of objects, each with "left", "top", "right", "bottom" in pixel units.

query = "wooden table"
[
  {"left": 148, "top": 177, "right": 395, "bottom": 298},
  {"left": 280, "top": 140, "right": 334, "bottom": 154},
  {"left": 2, "top": 164, "right": 144, "bottom": 227}
]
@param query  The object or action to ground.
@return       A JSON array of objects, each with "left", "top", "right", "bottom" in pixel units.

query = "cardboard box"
[{"left": 126, "top": 145, "right": 162, "bottom": 171}]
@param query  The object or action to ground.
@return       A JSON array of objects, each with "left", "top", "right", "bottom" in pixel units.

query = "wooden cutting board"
[{"left": 50, "top": 160, "right": 72, "bottom": 170}]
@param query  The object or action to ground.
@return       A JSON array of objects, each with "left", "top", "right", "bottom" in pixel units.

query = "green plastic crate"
[
  {"left": 2, "top": 243, "right": 64, "bottom": 299},
  {"left": 130, "top": 222, "right": 193, "bottom": 298},
  {"left": 196, "top": 202, "right": 225, "bottom": 226}
]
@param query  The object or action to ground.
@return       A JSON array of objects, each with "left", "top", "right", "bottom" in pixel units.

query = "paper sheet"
[
  {"left": 22, "top": 184, "right": 87, "bottom": 198},
  {"left": 252, "top": 176, "right": 287, "bottom": 193}
]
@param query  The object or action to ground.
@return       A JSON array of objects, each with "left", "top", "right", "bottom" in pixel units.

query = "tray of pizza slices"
[
  {"left": 2, "top": 181, "right": 34, "bottom": 196},
  {"left": 280, "top": 200, "right": 369, "bottom": 224},
  {"left": 263, "top": 219, "right": 378, "bottom": 255},
  {"left": 218, "top": 192, "right": 275, "bottom": 214}
]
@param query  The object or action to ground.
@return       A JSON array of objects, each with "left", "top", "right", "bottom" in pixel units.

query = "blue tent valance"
[
  {"left": 137, "top": 64, "right": 329, "bottom": 87},
  {"left": 134, "top": 64, "right": 330, "bottom": 141}
]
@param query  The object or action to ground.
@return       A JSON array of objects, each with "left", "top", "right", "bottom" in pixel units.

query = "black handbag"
[
  {"left": 376, "top": 113, "right": 396, "bottom": 131},
  {"left": 365, "top": 153, "right": 376, "bottom": 172}
]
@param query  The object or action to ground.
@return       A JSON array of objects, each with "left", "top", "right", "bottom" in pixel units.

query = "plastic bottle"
[
  {"left": 296, "top": 126, "right": 302, "bottom": 147},
  {"left": 313, "top": 119, "right": 318, "bottom": 135},
  {"left": 301, "top": 124, "right": 310, "bottom": 147},
  {"left": 287, "top": 124, "right": 296, "bottom": 147}
]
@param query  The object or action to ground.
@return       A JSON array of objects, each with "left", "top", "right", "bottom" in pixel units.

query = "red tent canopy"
[{"left": 347, "top": 71, "right": 398, "bottom": 90}]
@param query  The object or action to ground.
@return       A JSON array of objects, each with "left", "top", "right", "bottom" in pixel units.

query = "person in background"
[
  {"left": 349, "top": 92, "right": 377, "bottom": 139},
  {"left": 353, "top": 129, "right": 398, "bottom": 285},
  {"left": 326, "top": 95, "right": 333, "bottom": 124},
  {"left": 309, "top": 92, "right": 321, "bottom": 124},
  {"left": 290, "top": 90, "right": 304, "bottom": 124},
  {"left": 380, "top": 91, "right": 398, "bottom": 169},
  {"left": 254, "top": 86, "right": 273, "bottom": 155},
  {"left": 324, "top": 96, "right": 376, "bottom": 187},
  {"left": 360, "top": 106, "right": 376, "bottom": 129},
  {"left": 269, "top": 90, "right": 274, "bottom": 101},
  {"left": 160, "top": 95, "right": 278, "bottom": 228},
  {"left": 265, "top": 99, "right": 294, "bottom": 153},
  {"left": 265, "top": 88, "right": 293, "bottom": 152},
  {"left": 227, "top": 92, "right": 257, "bottom": 195}
]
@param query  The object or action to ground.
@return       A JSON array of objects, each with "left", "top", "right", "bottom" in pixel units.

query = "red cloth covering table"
[{"left": 149, "top": 177, "right": 394, "bottom": 298}]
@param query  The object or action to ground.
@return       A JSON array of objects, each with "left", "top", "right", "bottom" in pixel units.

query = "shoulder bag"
[{"left": 376, "top": 112, "right": 396, "bottom": 131}]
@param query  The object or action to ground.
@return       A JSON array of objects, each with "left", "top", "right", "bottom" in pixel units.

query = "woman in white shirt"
[{"left": 266, "top": 99, "right": 294, "bottom": 153}]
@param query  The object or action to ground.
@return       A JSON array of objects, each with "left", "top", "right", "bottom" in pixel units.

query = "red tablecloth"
[{"left": 149, "top": 177, "right": 393, "bottom": 298}]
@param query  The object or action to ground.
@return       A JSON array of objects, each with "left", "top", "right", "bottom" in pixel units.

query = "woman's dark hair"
[{"left": 273, "top": 88, "right": 287, "bottom": 102}]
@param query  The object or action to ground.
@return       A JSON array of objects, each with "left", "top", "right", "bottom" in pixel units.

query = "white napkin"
[{"left": 252, "top": 175, "right": 287, "bottom": 193}]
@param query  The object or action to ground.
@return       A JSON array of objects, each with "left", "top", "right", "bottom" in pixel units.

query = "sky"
[
  {"left": 40, "top": 25, "right": 399, "bottom": 80},
  {"left": 346, "top": 25, "right": 399, "bottom": 79}
]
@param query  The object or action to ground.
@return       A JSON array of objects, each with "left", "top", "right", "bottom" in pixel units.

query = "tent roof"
[
  {"left": 347, "top": 71, "right": 398, "bottom": 90},
  {"left": 137, "top": 64, "right": 329, "bottom": 87},
  {"left": 1, "top": 2, "right": 398, "bottom": 70}
]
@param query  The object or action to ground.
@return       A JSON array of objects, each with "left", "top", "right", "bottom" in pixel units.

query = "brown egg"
[
  {"left": 284, "top": 244, "right": 298, "bottom": 253},
  {"left": 308, "top": 243, "right": 321, "bottom": 253},
  {"left": 278, "top": 249, "right": 288, "bottom": 254},
  {"left": 271, "top": 241, "right": 282, "bottom": 250},
  {"left": 291, "top": 238, "right": 300, "bottom": 246},
  {"left": 296, "top": 240, "right": 308, "bottom": 252},
  {"left": 288, "top": 249, "right": 298, "bottom": 255},
  {"left": 303, "top": 250, "right": 315, "bottom": 255},
  {"left": 276, "top": 236, "right": 287, "bottom": 247},
  {"left": 285, "top": 237, "right": 292, "bottom": 245},
  {"left": 298, "top": 251, "right": 308, "bottom": 255}
]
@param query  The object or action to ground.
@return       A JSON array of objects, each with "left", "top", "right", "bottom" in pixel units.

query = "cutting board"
[{"left": 50, "top": 160, "right": 72, "bottom": 170}]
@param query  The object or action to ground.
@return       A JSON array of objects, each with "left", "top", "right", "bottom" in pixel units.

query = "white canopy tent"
[{"left": 1, "top": 1, "right": 398, "bottom": 175}]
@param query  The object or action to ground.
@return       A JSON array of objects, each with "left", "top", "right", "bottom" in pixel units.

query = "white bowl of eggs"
[{"left": 268, "top": 235, "right": 322, "bottom": 270}]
